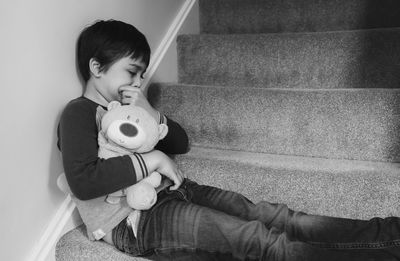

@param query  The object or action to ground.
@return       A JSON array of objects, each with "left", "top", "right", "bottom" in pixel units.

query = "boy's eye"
[{"left": 128, "top": 71, "right": 137, "bottom": 77}]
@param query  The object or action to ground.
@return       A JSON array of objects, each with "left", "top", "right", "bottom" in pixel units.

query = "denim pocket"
[{"left": 162, "top": 178, "right": 191, "bottom": 202}]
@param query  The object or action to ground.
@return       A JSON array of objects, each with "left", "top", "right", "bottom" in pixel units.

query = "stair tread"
[
  {"left": 178, "top": 146, "right": 400, "bottom": 176},
  {"left": 175, "top": 146, "right": 400, "bottom": 219},
  {"left": 56, "top": 225, "right": 149, "bottom": 261}
]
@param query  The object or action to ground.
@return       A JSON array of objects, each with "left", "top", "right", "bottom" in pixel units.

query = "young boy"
[{"left": 58, "top": 19, "right": 400, "bottom": 261}]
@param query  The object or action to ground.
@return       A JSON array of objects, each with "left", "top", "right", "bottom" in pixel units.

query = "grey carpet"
[
  {"left": 199, "top": 0, "right": 400, "bottom": 34},
  {"left": 177, "top": 29, "right": 400, "bottom": 89},
  {"left": 149, "top": 83, "right": 400, "bottom": 162}
]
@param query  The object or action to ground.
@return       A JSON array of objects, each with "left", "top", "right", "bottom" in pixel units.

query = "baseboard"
[
  {"left": 142, "top": 0, "right": 197, "bottom": 90},
  {"left": 30, "top": 1, "right": 197, "bottom": 261},
  {"left": 29, "top": 195, "right": 79, "bottom": 261}
]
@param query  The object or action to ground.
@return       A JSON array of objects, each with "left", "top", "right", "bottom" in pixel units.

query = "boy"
[
  {"left": 58, "top": 19, "right": 187, "bottom": 245},
  {"left": 58, "top": 19, "right": 400, "bottom": 260}
]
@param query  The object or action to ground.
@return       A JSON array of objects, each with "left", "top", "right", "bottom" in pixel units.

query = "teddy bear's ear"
[
  {"left": 158, "top": 123, "right": 169, "bottom": 140},
  {"left": 107, "top": 101, "right": 121, "bottom": 111}
]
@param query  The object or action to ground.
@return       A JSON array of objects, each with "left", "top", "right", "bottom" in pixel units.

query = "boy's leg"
[
  {"left": 136, "top": 197, "right": 395, "bottom": 261},
  {"left": 183, "top": 179, "right": 400, "bottom": 249}
]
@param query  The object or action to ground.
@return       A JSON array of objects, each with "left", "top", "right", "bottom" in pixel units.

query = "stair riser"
[
  {"left": 149, "top": 84, "right": 400, "bottom": 162},
  {"left": 200, "top": 0, "right": 400, "bottom": 34},
  {"left": 178, "top": 29, "right": 400, "bottom": 89},
  {"left": 176, "top": 153, "right": 400, "bottom": 220}
]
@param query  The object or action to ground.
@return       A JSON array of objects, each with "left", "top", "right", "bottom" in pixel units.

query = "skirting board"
[
  {"left": 29, "top": 1, "right": 197, "bottom": 261},
  {"left": 29, "top": 195, "right": 78, "bottom": 261},
  {"left": 142, "top": 0, "right": 197, "bottom": 90}
]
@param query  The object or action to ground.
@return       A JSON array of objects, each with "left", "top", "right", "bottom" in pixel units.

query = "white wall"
[
  {"left": 0, "top": 1, "right": 187, "bottom": 260},
  {"left": 152, "top": 0, "right": 200, "bottom": 83}
]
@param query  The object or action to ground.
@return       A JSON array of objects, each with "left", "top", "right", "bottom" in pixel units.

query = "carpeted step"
[
  {"left": 199, "top": 0, "right": 400, "bottom": 34},
  {"left": 177, "top": 28, "right": 400, "bottom": 89},
  {"left": 148, "top": 83, "right": 400, "bottom": 162},
  {"left": 175, "top": 146, "right": 400, "bottom": 219},
  {"left": 56, "top": 146, "right": 400, "bottom": 261},
  {"left": 56, "top": 225, "right": 149, "bottom": 261}
]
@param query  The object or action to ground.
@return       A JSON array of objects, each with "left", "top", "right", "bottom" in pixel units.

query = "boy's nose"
[{"left": 131, "top": 77, "right": 142, "bottom": 88}]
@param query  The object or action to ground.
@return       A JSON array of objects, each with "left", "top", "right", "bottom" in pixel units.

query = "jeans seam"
[
  {"left": 137, "top": 209, "right": 150, "bottom": 255},
  {"left": 150, "top": 246, "right": 240, "bottom": 259},
  {"left": 308, "top": 239, "right": 400, "bottom": 249}
]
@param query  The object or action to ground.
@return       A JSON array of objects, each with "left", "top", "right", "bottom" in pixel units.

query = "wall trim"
[
  {"left": 29, "top": 195, "right": 76, "bottom": 261},
  {"left": 142, "top": 0, "right": 197, "bottom": 90},
  {"left": 30, "top": 1, "right": 197, "bottom": 260}
]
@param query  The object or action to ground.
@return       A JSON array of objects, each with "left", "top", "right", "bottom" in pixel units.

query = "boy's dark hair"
[{"left": 77, "top": 20, "right": 151, "bottom": 82}]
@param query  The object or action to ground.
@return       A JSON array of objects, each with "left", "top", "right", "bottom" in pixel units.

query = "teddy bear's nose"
[{"left": 119, "top": 123, "right": 138, "bottom": 137}]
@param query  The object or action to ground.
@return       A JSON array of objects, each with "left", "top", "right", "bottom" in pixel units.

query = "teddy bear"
[
  {"left": 96, "top": 101, "right": 169, "bottom": 210},
  {"left": 57, "top": 101, "right": 169, "bottom": 210}
]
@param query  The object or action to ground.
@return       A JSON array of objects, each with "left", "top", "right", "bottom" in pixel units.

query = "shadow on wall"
[
  {"left": 48, "top": 110, "right": 66, "bottom": 203},
  {"left": 49, "top": 40, "right": 85, "bottom": 200}
]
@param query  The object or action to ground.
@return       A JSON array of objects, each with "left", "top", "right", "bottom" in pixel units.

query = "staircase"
[{"left": 56, "top": 0, "right": 400, "bottom": 260}]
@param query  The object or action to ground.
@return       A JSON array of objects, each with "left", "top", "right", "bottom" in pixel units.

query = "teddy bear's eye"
[{"left": 119, "top": 123, "right": 138, "bottom": 137}]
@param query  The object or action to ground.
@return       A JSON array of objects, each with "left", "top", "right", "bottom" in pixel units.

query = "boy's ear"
[{"left": 89, "top": 58, "right": 101, "bottom": 77}]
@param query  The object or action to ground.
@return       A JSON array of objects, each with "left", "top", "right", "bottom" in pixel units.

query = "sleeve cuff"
[{"left": 130, "top": 153, "right": 149, "bottom": 181}]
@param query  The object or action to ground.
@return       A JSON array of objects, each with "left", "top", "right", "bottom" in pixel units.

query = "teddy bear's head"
[{"left": 99, "top": 101, "right": 168, "bottom": 153}]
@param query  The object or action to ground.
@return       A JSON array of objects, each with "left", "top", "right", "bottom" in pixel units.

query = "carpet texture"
[
  {"left": 56, "top": 226, "right": 147, "bottom": 261},
  {"left": 176, "top": 147, "right": 400, "bottom": 220},
  {"left": 177, "top": 29, "right": 400, "bottom": 89},
  {"left": 199, "top": 0, "right": 400, "bottom": 34},
  {"left": 149, "top": 83, "right": 400, "bottom": 162}
]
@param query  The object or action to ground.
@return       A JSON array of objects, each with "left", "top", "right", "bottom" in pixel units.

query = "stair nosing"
[
  {"left": 160, "top": 82, "right": 400, "bottom": 92},
  {"left": 178, "top": 146, "right": 400, "bottom": 177},
  {"left": 180, "top": 26, "right": 400, "bottom": 37}
]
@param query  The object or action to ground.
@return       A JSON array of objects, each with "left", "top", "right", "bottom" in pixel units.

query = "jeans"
[{"left": 113, "top": 179, "right": 400, "bottom": 260}]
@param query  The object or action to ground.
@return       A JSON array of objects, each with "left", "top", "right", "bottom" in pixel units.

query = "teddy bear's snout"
[
  {"left": 106, "top": 119, "right": 147, "bottom": 150},
  {"left": 120, "top": 123, "right": 138, "bottom": 137}
]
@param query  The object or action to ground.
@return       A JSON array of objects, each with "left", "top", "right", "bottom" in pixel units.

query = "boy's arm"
[
  {"left": 140, "top": 150, "right": 184, "bottom": 190},
  {"left": 58, "top": 101, "right": 145, "bottom": 200}
]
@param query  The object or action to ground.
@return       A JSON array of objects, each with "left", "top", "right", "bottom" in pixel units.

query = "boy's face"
[{"left": 96, "top": 56, "right": 147, "bottom": 103}]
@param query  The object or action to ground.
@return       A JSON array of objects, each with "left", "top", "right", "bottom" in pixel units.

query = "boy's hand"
[
  {"left": 140, "top": 150, "right": 184, "bottom": 190},
  {"left": 119, "top": 86, "right": 159, "bottom": 121},
  {"left": 155, "top": 152, "right": 185, "bottom": 190}
]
